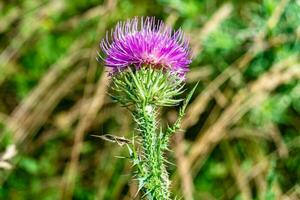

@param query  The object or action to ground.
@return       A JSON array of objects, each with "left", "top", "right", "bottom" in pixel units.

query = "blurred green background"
[{"left": 0, "top": 0, "right": 299, "bottom": 199}]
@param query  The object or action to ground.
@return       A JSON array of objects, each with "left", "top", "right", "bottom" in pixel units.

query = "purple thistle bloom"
[{"left": 99, "top": 17, "right": 191, "bottom": 77}]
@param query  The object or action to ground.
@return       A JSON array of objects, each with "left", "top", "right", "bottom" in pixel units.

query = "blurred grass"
[{"left": 0, "top": 0, "right": 300, "bottom": 199}]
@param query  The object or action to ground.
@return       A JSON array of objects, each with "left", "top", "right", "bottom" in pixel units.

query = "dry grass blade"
[
  {"left": 221, "top": 141, "right": 252, "bottom": 200},
  {"left": 173, "top": 3, "right": 233, "bottom": 199},
  {"left": 188, "top": 61, "right": 300, "bottom": 169},
  {"left": 16, "top": 66, "right": 86, "bottom": 143},
  {"left": 0, "top": 0, "right": 65, "bottom": 85},
  {"left": 0, "top": 66, "right": 85, "bottom": 186},
  {"left": 6, "top": 47, "right": 89, "bottom": 143},
  {"left": 61, "top": 72, "right": 109, "bottom": 199},
  {"left": 9, "top": 46, "right": 89, "bottom": 125},
  {"left": 0, "top": 0, "right": 299, "bottom": 199},
  {"left": 191, "top": 3, "right": 233, "bottom": 57},
  {"left": 173, "top": 1, "right": 292, "bottom": 198}
]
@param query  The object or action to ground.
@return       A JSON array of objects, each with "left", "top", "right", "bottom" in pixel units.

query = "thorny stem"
[
  {"left": 111, "top": 68, "right": 197, "bottom": 199},
  {"left": 134, "top": 104, "right": 170, "bottom": 200}
]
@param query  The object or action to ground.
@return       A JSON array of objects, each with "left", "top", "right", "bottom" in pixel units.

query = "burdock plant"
[{"left": 98, "top": 17, "right": 196, "bottom": 200}]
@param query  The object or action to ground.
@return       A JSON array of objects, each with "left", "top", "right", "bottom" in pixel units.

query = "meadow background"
[{"left": 0, "top": 0, "right": 300, "bottom": 199}]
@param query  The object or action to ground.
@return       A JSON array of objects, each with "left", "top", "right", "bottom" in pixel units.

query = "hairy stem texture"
[{"left": 134, "top": 104, "right": 170, "bottom": 200}]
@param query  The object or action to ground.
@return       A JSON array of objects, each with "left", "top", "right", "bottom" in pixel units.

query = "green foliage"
[{"left": 0, "top": 0, "right": 300, "bottom": 199}]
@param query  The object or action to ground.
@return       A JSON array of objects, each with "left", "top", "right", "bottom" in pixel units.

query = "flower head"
[{"left": 99, "top": 17, "right": 191, "bottom": 77}]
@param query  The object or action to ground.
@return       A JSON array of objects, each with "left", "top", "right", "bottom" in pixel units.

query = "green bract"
[{"left": 111, "top": 67, "right": 185, "bottom": 107}]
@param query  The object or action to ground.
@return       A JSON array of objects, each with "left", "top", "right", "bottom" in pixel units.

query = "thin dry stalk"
[
  {"left": 182, "top": 0, "right": 291, "bottom": 130},
  {"left": 186, "top": 66, "right": 213, "bottom": 83},
  {"left": 0, "top": 0, "right": 65, "bottom": 84},
  {"left": 0, "top": 7, "right": 20, "bottom": 33},
  {"left": 221, "top": 141, "right": 252, "bottom": 200},
  {"left": 191, "top": 3, "right": 233, "bottom": 57},
  {"left": 173, "top": 1, "right": 292, "bottom": 197},
  {"left": 60, "top": 2, "right": 117, "bottom": 197},
  {"left": 6, "top": 49, "right": 90, "bottom": 143},
  {"left": 188, "top": 63, "right": 300, "bottom": 170},
  {"left": 57, "top": 0, "right": 116, "bottom": 29},
  {"left": 0, "top": 66, "right": 85, "bottom": 186},
  {"left": 244, "top": 140, "right": 269, "bottom": 199},
  {"left": 173, "top": 4, "right": 233, "bottom": 199},
  {"left": 95, "top": 108, "right": 131, "bottom": 199},
  {"left": 61, "top": 72, "right": 109, "bottom": 199},
  {"left": 20, "top": 67, "right": 85, "bottom": 142},
  {"left": 10, "top": 46, "right": 88, "bottom": 126},
  {"left": 267, "top": 124, "right": 289, "bottom": 158}
]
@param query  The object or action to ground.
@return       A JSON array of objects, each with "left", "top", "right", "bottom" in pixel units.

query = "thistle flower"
[
  {"left": 97, "top": 17, "right": 196, "bottom": 200},
  {"left": 99, "top": 16, "right": 191, "bottom": 78}
]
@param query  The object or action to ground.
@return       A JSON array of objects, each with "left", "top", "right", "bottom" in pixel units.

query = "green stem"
[{"left": 134, "top": 104, "right": 170, "bottom": 200}]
